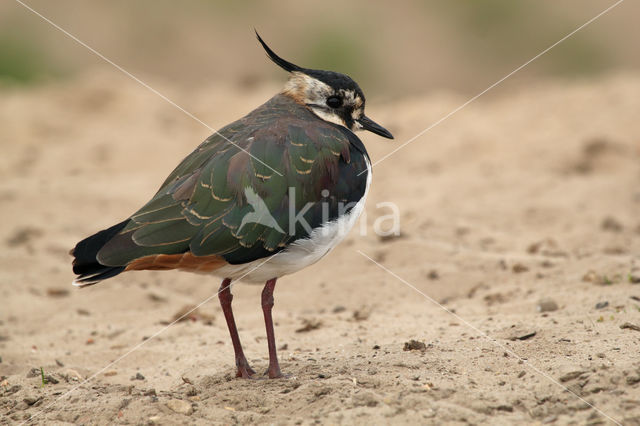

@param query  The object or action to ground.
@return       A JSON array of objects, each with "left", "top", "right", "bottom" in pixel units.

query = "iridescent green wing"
[
  {"left": 95, "top": 118, "right": 247, "bottom": 266},
  {"left": 189, "top": 120, "right": 369, "bottom": 264},
  {"left": 97, "top": 96, "right": 369, "bottom": 267}
]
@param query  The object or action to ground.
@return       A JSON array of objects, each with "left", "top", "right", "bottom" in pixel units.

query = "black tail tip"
[
  {"left": 73, "top": 266, "right": 126, "bottom": 288},
  {"left": 71, "top": 219, "right": 129, "bottom": 286}
]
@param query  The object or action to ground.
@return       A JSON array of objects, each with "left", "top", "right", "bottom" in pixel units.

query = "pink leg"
[
  {"left": 218, "top": 278, "right": 255, "bottom": 378},
  {"left": 262, "top": 278, "right": 283, "bottom": 378}
]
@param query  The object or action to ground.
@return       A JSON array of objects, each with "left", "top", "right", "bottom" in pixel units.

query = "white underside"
[{"left": 215, "top": 157, "right": 371, "bottom": 284}]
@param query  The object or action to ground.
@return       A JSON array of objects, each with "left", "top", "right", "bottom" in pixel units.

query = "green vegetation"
[
  {"left": 40, "top": 366, "right": 47, "bottom": 387},
  {"left": 439, "top": 0, "right": 527, "bottom": 34},
  {"left": 0, "top": 1, "right": 626, "bottom": 92},
  {"left": 435, "top": 0, "right": 608, "bottom": 77},
  {"left": 303, "top": 30, "right": 369, "bottom": 79},
  {"left": 0, "top": 36, "right": 49, "bottom": 84},
  {"left": 546, "top": 37, "right": 608, "bottom": 76}
]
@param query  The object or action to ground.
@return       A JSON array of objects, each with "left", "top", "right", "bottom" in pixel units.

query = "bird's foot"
[
  {"left": 264, "top": 365, "right": 286, "bottom": 379},
  {"left": 235, "top": 359, "right": 256, "bottom": 379},
  {"left": 236, "top": 366, "right": 256, "bottom": 379}
]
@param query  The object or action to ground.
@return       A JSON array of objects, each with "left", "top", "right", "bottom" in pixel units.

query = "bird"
[{"left": 70, "top": 32, "right": 393, "bottom": 379}]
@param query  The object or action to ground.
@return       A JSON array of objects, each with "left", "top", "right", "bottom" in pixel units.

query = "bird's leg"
[
  {"left": 261, "top": 278, "right": 283, "bottom": 378},
  {"left": 218, "top": 278, "right": 255, "bottom": 378}
]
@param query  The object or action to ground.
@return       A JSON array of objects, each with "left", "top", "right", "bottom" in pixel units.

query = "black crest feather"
[
  {"left": 255, "top": 30, "right": 365, "bottom": 101},
  {"left": 255, "top": 30, "right": 302, "bottom": 73}
]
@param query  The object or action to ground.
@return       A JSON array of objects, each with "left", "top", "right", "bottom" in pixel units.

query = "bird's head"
[{"left": 256, "top": 32, "right": 393, "bottom": 139}]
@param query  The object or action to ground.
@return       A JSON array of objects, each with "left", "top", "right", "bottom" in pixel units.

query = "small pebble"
[
  {"left": 353, "top": 307, "right": 371, "bottom": 321},
  {"left": 601, "top": 216, "right": 623, "bottom": 232},
  {"left": 26, "top": 368, "right": 40, "bottom": 378},
  {"left": 23, "top": 396, "right": 40, "bottom": 406},
  {"left": 60, "top": 368, "right": 83, "bottom": 381},
  {"left": 620, "top": 322, "right": 640, "bottom": 332},
  {"left": 131, "top": 372, "right": 145, "bottom": 380},
  {"left": 559, "top": 370, "right": 587, "bottom": 382},
  {"left": 403, "top": 340, "right": 426, "bottom": 352},
  {"left": 537, "top": 298, "right": 558, "bottom": 313},
  {"left": 46, "top": 288, "right": 70, "bottom": 297},
  {"left": 626, "top": 375, "right": 640, "bottom": 385},
  {"left": 166, "top": 399, "right": 193, "bottom": 415},
  {"left": 44, "top": 375, "right": 59, "bottom": 384},
  {"left": 595, "top": 301, "right": 609, "bottom": 309},
  {"left": 512, "top": 263, "right": 529, "bottom": 273}
]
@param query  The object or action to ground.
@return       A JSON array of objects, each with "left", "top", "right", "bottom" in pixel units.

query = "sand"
[{"left": 1, "top": 73, "right": 639, "bottom": 425}]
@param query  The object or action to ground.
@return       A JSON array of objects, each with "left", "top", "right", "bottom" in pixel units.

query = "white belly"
[{"left": 215, "top": 158, "right": 372, "bottom": 283}]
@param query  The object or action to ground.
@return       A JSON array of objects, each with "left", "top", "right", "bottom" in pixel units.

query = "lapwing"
[{"left": 71, "top": 32, "right": 393, "bottom": 379}]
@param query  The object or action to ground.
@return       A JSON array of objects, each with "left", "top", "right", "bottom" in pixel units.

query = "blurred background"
[
  {"left": 0, "top": 0, "right": 638, "bottom": 97},
  {"left": 2, "top": 3, "right": 640, "bottom": 424}
]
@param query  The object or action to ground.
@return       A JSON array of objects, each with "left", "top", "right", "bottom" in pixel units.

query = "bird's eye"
[{"left": 326, "top": 96, "right": 342, "bottom": 109}]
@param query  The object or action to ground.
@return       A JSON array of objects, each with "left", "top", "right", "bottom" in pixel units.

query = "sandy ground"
[{"left": 1, "top": 73, "right": 640, "bottom": 425}]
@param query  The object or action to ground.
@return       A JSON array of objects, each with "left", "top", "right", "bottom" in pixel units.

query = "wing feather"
[{"left": 97, "top": 94, "right": 369, "bottom": 268}]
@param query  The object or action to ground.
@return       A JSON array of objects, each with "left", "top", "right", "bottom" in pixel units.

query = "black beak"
[{"left": 358, "top": 116, "right": 394, "bottom": 139}]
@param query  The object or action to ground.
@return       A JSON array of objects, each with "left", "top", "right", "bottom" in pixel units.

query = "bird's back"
[{"left": 71, "top": 94, "right": 370, "bottom": 285}]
